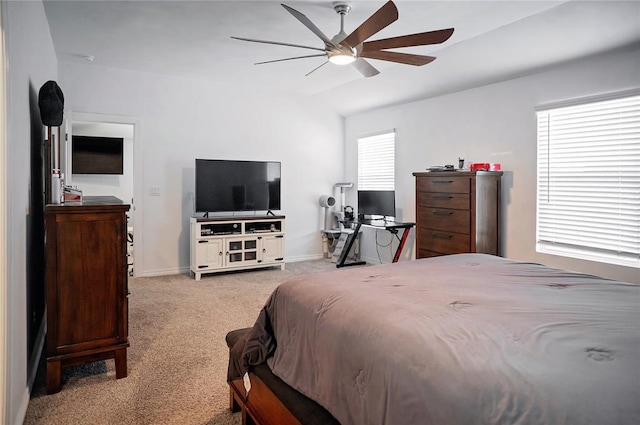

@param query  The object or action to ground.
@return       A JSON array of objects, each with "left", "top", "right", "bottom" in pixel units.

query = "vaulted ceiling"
[{"left": 43, "top": 1, "right": 640, "bottom": 116}]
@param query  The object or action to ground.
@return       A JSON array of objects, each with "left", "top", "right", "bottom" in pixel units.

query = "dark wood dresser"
[
  {"left": 413, "top": 171, "right": 503, "bottom": 258},
  {"left": 44, "top": 196, "right": 130, "bottom": 393}
]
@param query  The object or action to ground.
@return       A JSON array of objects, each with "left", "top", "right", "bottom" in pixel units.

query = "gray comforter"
[{"left": 228, "top": 254, "right": 640, "bottom": 425}]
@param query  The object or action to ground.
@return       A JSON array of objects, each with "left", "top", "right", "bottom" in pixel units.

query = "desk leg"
[
  {"left": 337, "top": 224, "right": 366, "bottom": 268},
  {"left": 392, "top": 228, "right": 411, "bottom": 263}
]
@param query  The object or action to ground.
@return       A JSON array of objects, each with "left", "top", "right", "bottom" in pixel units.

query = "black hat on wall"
[{"left": 38, "top": 80, "right": 65, "bottom": 126}]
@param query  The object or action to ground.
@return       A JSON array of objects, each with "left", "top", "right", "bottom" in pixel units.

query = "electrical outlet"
[{"left": 150, "top": 187, "right": 160, "bottom": 196}]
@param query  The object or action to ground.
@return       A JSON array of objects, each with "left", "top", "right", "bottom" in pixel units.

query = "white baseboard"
[
  {"left": 137, "top": 255, "right": 326, "bottom": 278},
  {"left": 285, "top": 254, "right": 324, "bottom": 263},
  {"left": 360, "top": 256, "right": 387, "bottom": 265},
  {"left": 137, "top": 266, "right": 190, "bottom": 277},
  {"left": 17, "top": 312, "right": 44, "bottom": 425},
  {"left": 15, "top": 387, "right": 30, "bottom": 425}
]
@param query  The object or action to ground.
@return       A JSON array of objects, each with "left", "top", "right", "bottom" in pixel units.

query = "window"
[
  {"left": 536, "top": 92, "right": 640, "bottom": 268},
  {"left": 357, "top": 131, "right": 395, "bottom": 190}
]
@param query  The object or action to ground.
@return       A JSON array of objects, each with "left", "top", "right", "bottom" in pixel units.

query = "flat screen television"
[
  {"left": 195, "top": 159, "right": 281, "bottom": 213},
  {"left": 358, "top": 190, "right": 396, "bottom": 219},
  {"left": 72, "top": 135, "right": 124, "bottom": 175}
]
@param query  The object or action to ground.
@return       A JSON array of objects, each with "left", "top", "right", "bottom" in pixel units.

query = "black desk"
[{"left": 336, "top": 219, "right": 415, "bottom": 268}]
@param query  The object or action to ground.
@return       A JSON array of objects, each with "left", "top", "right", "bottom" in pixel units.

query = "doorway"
[{"left": 64, "top": 112, "right": 142, "bottom": 276}]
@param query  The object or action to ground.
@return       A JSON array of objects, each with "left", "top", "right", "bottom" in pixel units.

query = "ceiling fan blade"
[
  {"left": 305, "top": 61, "right": 329, "bottom": 77},
  {"left": 231, "top": 36, "right": 326, "bottom": 52},
  {"left": 255, "top": 54, "right": 327, "bottom": 65},
  {"left": 360, "top": 50, "right": 436, "bottom": 66},
  {"left": 281, "top": 4, "right": 337, "bottom": 48},
  {"left": 342, "top": 0, "right": 398, "bottom": 49},
  {"left": 363, "top": 28, "right": 454, "bottom": 51},
  {"left": 352, "top": 58, "right": 380, "bottom": 78}
]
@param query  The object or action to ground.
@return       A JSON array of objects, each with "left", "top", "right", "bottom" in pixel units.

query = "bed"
[{"left": 227, "top": 254, "right": 640, "bottom": 425}]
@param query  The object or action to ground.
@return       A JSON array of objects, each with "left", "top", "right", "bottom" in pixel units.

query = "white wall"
[
  {"left": 345, "top": 46, "right": 640, "bottom": 284},
  {"left": 58, "top": 62, "right": 344, "bottom": 276},
  {"left": 3, "top": 1, "right": 57, "bottom": 424}
]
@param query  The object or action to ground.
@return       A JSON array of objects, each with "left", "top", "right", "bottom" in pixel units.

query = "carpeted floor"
[{"left": 24, "top": 259, "right": 337, "bottom": 425}]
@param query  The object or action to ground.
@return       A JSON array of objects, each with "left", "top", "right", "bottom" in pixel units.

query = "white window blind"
[
  {"left": 536, "top": 93, "right": 640, "bottom": 268},
  {"left": 358, "top": 131, "right": 395, "bottom": 190}
]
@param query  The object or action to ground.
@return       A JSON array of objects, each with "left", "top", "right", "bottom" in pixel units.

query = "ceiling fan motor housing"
[{"left": 333, "top": 2, "right": 351, "bottom": 16}]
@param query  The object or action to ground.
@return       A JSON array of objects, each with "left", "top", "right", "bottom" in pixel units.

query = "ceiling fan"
[{"left": 231, "top": 1, "right": 454, "bottom": 78}]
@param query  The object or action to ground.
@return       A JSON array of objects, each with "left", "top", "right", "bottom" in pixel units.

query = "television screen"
[
  {"left": 72, "top": 135, "right": 124, "bottom": 175},
  {"left": 195, "top": 159, "right": 281, "bottom": 213},
  {"left": 358, "top": 190, "right": 396, "bottom": 219}
]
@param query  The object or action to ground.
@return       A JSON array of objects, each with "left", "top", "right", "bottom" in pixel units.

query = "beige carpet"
[{"left": 24, "top": 260, "right": 338, "bottom": 425}]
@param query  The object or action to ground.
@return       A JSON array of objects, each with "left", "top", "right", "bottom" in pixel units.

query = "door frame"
[
  {"left": 1, "top": 1, "right": 8, "bottom": 421},
  {"left": 65, "top": 111, "right": 143, "bottom": 277}
]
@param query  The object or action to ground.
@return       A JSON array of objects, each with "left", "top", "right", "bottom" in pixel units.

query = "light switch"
[{"left": 150, "top": 187, "right": 160, "bottom": 196}]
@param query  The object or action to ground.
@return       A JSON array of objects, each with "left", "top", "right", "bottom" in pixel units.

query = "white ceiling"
[{"left": 42, "top": 0, "right": 640, "bottom": 116}]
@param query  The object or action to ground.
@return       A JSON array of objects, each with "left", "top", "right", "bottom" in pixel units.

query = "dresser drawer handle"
[
  {"left": 434, "top": 195, "right": 453, "bottom": 199},
  {"left": 432, "top": 210, "right": 453, "bottom": 216},
  {"left": 432, "top": 180, "right": 454, "bottom": 184},
  {"left": 432, "top": 232, "right": 453, "bottom": 239}
]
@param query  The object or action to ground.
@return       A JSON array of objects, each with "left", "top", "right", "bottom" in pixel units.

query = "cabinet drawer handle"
[
  {"left": 432, "top": 180, "right": 454, "bottom": 184},
  {"left": 432, "top": 210, "right": 453, "bottom": 216},
  {"left": 198, "top": 265, "right": 209, "bottom": 269},
  {"left": 434, "top": 194, "right": 453, "bottom": 199},
  {"left": 198, "top": 240, "right": 209, "bottom": 243},
  {"left": 432, "top": 232, "right": 453, "bottom": 239}
]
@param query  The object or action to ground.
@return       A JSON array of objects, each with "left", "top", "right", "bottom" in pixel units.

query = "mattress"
[{"left": 228, "top": 254, "right": 640, "bottom": 425}]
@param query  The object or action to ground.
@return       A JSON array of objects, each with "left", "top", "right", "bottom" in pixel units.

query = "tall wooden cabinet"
[
  {"left": 413, "top": 171, "right": 503, "bottom": 258},
  {"left": 44, "top": 196, "right": 130, "bottom": 393}
]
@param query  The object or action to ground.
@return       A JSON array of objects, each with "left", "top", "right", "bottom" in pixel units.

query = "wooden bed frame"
[
  {"left": 226, "top": 328, "right": 338, "bottom": 425},
  {"left": 229, "top": 375, "right": 301, "bottom": 425}
]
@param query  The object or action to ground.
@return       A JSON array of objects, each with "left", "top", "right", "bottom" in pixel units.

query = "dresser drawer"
[
  {"left": 418, "top": 208, "right": 470, "bottom": 234},
  {"left": 417, "top": 192, "right": 470, "bottom": 210},
  {"left": 417, "top": 249, "right": 445, "bottom": 259},
  {"left": 417, "top": 176, "right": 470, "bottom": 194},
  {"left": 418, "top": 229, "right": 470, "bottom": 254}
]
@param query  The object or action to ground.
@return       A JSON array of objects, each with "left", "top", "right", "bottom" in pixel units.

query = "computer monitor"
[{"left": 357, "top": 190, "right": 396, "bottom": 220}]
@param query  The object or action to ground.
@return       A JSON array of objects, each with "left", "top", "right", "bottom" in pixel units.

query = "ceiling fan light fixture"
[{"left": 328, "top": 52, "right": 356, "bottom": 65}]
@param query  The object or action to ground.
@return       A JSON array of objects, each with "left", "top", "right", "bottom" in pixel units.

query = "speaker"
[
  {"left": 38, "top": 81, "right": 64, "bottom": 126},
  {"left": 319, "top": 195, "right": 336, "bottom": 208}
]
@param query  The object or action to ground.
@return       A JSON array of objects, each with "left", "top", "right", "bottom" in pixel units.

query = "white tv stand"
[{"left": 190, "top": 215, "right": 285, "bottom": 280}]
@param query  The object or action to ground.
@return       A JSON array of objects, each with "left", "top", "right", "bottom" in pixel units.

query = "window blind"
[
  {"left": 358, "top": 131, "right": 395, "bottom": 190},
  {"left": 536, "top": 93, "right": 640, "bottom": 268}
]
